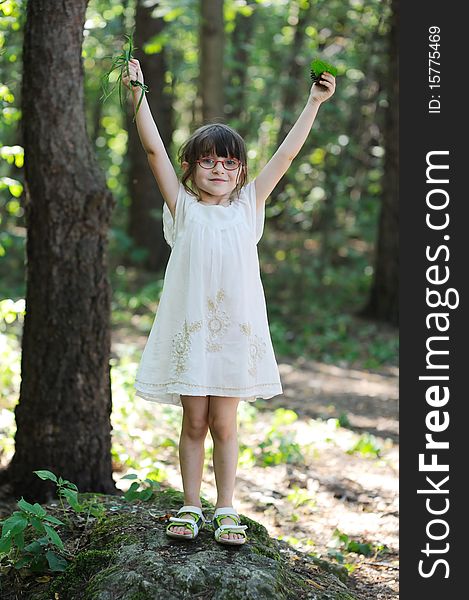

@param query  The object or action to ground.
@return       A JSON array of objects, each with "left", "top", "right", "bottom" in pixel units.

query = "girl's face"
[{"left": 183, "top": 154, "right": 243, "bottom": 201}]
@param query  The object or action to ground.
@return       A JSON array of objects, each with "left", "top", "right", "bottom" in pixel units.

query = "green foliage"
[
  {"left": 100, "top": 30, "right": 149, "bottom": 123},
  {"left": 0, "top": 468, "right": 160, "bottom": 578},
  {"left": 118, "top": 473, "right": 161, "bottom": 501},
  {"left": 0, "top": 299, "right": 23, "bottom": 418},
  {"left": 286, "top": 485, "right": 316, "bottom": 509},
  {"left": 238, "top": 408, "right": 305, "bottom": 467},
  {"left": 327, "top": 528, "right": 390, "bottom": 571},
  {"left": 0, "top": 480, "right": 70, "bottom": 573},
  {"left": 327, "top": 529, "right": 379, "bottom": 570},
  {"left": 346, "top": 433, "right": 382, "bottom": 458},
  {"left": 264, "top": 249, "right": 397, "bottom": 366},
  {"left": 33, "top": 470, "right": 106, "bottom": 523},
  {"left": 310, "top": 58, "right": 339, "bottom": 80},
  {"left": 337, "top": 413, "right": 351, "bottom": 428},
  {"left": 256, "top": 409, "right": 304, "bottom": 467},
  {"left": 1, "top": 2, "right": 25, "bottom": 287},
  {"left": 1, "top": 1, "right": 396, "bottom": 371}
]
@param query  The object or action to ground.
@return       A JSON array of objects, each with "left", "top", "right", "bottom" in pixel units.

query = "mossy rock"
[{"left": 2, "top": 489, "right": 358, "bottom": 599}]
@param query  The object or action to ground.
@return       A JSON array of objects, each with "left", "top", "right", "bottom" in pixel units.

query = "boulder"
[{"left": 3, "top": 489, "right": 358, "bottom": 599}]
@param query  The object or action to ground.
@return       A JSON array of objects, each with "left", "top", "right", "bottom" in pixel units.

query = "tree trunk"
[
  {"left": 0, "top": 0, "right": 117, "bottom": 502},
  {"left": 226, "top": 1, "right": 256, "bottom": 138},
  {"left": 200, "top": 0, "right": 225, "bottom": 123},
  {"left": 126, "top": 0, "right": 173, "bottom": 272},
  {"left": 267, "top": 1, "right": 314, "bottom": 216},
  {"left": 359, "top": 0, "right": 399, "bottom": 326}
]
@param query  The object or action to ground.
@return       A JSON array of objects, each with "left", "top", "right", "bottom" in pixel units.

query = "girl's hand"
[
  {"left": 308, "top": 72, "right": 336, "bottom": 105},
  {"left": 122, "top": 58, "right": 144, "bottom": 91}
]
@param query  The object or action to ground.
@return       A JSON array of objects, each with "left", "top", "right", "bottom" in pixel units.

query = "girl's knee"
[
  {"left": 208, "top": 416, "right": 237, "bottom": 442},
  {"left": 181, "top": 395, "right": 209, "bottom": 439},
  {"left": 208, "top": 396, "right": 239, "bottom": 441},
  {"left": 182, "top": 420, "right": 208, "bottom": 440},
  {"left": 182, "top": 413, "right": 209, "bottom": 440}
]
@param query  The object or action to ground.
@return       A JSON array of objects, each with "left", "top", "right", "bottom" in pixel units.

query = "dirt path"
[{"left": 249, "top": 357, "right": 399, "bottom": 599}]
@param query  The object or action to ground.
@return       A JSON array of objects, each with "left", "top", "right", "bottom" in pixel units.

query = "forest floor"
[
  {"left": 0, "top": 341, "right": 398, "bottom": 599},
  {"left": 115, "top": 338, "right": 399, "bottom": 599},
  {"left": 237, "top": 356, "right": 399, "bottom": 600}
]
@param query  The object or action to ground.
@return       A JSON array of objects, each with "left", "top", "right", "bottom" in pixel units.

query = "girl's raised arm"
[
  {"left": 254, "top": 72, "right": 336, "bottom": 211},
  {"left": 123, "top": 59, "right": 179, "bottom": 218}
]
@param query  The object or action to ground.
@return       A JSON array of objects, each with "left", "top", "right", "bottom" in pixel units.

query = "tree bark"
[
  {"left": 200, "top": 0, "right": 225, "bottom": 123},
  {"left": 359, "top": 0, "right": 399, "bottom": 326},
  {"left": 267, "top": 1, "right": 314, "bottom": 215},
  {"left": 226, "top": 1, "right": 256, "bottom": 138},
  {"left": 0, "top": 0, "right": 117, "bottom": 502},
  {"left": 126, "top": 0, "right": 173, "bottom": 272}
]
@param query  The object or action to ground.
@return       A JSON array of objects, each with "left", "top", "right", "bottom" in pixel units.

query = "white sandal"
[
  {"left": 213, "top": 507, "right": 248, "bottom": 545},
  {"left": 166, "top": 505, "right": 205, "bottom": 540}
]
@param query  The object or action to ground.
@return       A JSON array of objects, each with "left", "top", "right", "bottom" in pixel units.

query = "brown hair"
[{"left": 177, "top": 123, "right": 248, "bottom": 200}]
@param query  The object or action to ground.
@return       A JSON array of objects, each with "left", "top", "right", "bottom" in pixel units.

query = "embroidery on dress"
[
  {"left": 171, "top": 319, "right": 202, "bottom": 375},
  {"left": 239, "top": 322, "right": 267, "bottom": 377},
  {"left": 206, "top": 289, "right": 231, "bottom": 352}
]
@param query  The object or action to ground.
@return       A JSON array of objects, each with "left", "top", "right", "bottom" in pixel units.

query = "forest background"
[{"left": 0, "top": 0, "right": 398, "bottom": 597}]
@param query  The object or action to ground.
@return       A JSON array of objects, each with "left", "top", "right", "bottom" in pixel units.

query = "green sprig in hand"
[
  {"left": 100, "top": 31, "right": 149, "bottom": 123},
  {"left": 308, "top": 58, "right": 338, "bottom": 105},
  {"left": 310, "top": 59, "right": 338, "bottom": 83}
]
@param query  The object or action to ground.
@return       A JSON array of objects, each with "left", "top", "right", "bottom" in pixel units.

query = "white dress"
[{"left": 133, "top": 180, "right": 283, "bottom": 407}]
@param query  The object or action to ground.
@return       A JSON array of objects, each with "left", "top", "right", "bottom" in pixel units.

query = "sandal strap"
[
  {"left": 178, "top": 505, "right": 204, "bottom": 517},
  {"left": 214, "top": 524, "right": 247, "bottom": 532},
  {"left": 214, "top": 527, "right": 247, "bottom": 542},
  {"left": 213, "top": 507, "right": 240, "bottom": 518},
  {"left": 214, "top": 514, "right": 242, "bottom": 529},
  {"left": 169, "top": 516, "right": 201, "bottom": 524},
  {"left": 213, "top": 509, "right": 248, "bottom": 543},
  {"left": 170, "top": 506, "right": 205, "bottom": 524},
  {"left": 167, "top": 515, "right": 203, "bottom": 537},
  {"left": 168, "top": 521, "right": 198, "bottom": 537},
  {"left": 167, "top": 506, "right": 205, "bottom": 537}
]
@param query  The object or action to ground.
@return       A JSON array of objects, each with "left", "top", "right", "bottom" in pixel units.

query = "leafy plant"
[
  {"left": 328, "top": 528, "right": 374, "bottom": 563},
  {"left": 100, "top": 30, "right": 149, "bottom": 123},
  {"left": 337, "top": 413, "right": 351, "bottom": 428},
  {"left": 118, "top": 473, "right": 161, "bottom": 501},
  {"left": 258, "top": 431, "right": 303, "bottom": 467},
  {"left": 310, "top": 59, "right": 339, "bottom": 82},
  {"left": 0, "top": 470, "right": 107, "bottom": 576},
  {"left": 34, "top": 470, "right": 106, "bottom": 525},
  {"left": 347, "top": 433, "right": 381, "bottom": 458},
  {"left": 286, "top": 485, "right": 316, "bottom": 508},
  {"left": 255, "top": 408, "right": 304, "bottom": 466},
  {"left": 0, "top": 468, "right": 162, "bottom": 579},
  {"left": 0, "top": 496, "right": 69, "bottom": 573}
]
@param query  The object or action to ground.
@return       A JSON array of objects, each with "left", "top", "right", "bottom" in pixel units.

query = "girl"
[{"left": 123, "top": 59, "right": 335, "bottom": 545}]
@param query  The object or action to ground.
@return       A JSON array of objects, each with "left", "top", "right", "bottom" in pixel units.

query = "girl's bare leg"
[
  {"left": 169, "top": 395, "right": 209, "bottom": 535},
  {"left": 208, "top": 395, "right": 242, "bottom": 541}
]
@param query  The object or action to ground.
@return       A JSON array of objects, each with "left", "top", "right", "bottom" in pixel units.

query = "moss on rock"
[
  {"left": 87, "top": 512, "right": 141, "bottom": 550},
  {"left": 49, "top": 550, "right": 118, "bottom": 597},
  {"left": 4, "top": 489, "right": 359, "bottom": 599}
]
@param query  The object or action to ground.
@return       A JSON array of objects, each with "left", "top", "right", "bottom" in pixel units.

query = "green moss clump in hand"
[{"left": 310, "top": 59, "right": 338, "bottom": 82}]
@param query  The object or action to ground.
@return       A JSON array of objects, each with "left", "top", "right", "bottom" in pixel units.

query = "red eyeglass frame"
[{"left": 196, "top": 157, "right": 242, "bottom": 170}]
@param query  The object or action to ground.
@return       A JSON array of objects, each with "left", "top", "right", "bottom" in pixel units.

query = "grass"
[{"left": 100, "top": 30, "right": 149, "bottom": 123}]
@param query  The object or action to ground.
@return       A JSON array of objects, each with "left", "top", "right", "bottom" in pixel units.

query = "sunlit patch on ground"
[{"left": 0, "top": 322, "right": 398, "bottom": 599}]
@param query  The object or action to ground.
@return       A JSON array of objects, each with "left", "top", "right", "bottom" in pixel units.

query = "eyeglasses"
[{"left": 196, "top": 157, "right": 242, "bottom": 171}]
